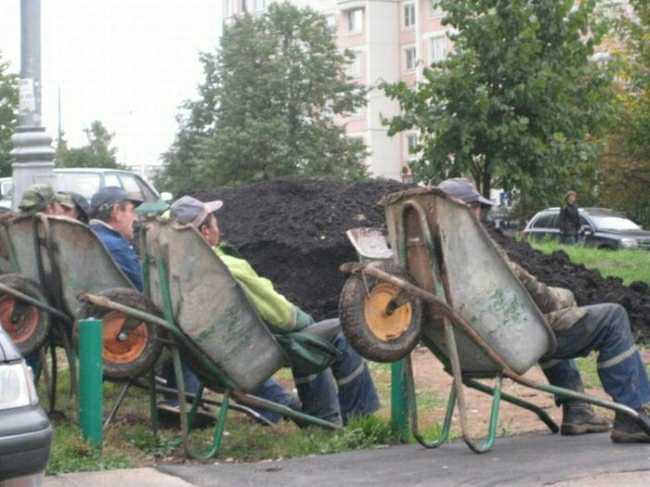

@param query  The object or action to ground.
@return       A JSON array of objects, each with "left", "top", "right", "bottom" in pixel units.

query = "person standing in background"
[{"left": 558, "top": 191, "right": 580, "bottom": 245}]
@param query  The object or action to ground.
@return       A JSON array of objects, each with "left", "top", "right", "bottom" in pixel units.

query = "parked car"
[
  {"left": 0, "top": 326, "right": 52, "bottom": 484},
  {"left": 523, "top": 207, "right": 650, "bottom": 250},
  {"left": 0, "top": 168, "right": 171, "bottom": 209}
]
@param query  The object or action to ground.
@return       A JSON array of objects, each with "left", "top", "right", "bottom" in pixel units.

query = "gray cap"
[
  {"left": 437, "top": 178, "right": 494, "bottom": 206},
  {"left": 170, "top": 195, "right": 223, "bottom": 228},
  {"left": 90, "top": 186, "right": 143, "bottom": 215}
]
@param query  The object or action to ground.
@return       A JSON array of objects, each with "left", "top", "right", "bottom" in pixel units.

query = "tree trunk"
[{"left": 481, "top": 164, "right": 492, "bottom": 200}]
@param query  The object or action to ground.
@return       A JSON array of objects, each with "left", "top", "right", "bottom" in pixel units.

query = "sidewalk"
[{"left": 46, "top": 432, "right": 650, "bottom": 487}]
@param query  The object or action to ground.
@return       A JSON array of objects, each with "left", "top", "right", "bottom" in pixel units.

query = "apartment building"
[{"left": 219, "top": 0, "right": 451, "bottom": 181}]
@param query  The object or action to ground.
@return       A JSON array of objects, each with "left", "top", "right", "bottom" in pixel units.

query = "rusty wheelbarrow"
[
  {"left": 0, "top": 214, "right": 80, "bottom": 413},
  {"left": 339, "top": 187, "right": 650, "bottom": 453}
]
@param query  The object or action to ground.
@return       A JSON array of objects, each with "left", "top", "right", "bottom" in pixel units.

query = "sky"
[{"left": 0, "top": 0, "right": 221, "bottom": 169}]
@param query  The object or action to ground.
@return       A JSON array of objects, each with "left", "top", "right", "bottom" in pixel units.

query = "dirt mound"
[
  {"left": 188, "top": 178, "right": 650, "bottom": 343},
  {"left": 189, "top": 177, "right": 409, "bottom": 319},
  {"left": 488, "top": 228, "right": 650, "bottom": 343}
]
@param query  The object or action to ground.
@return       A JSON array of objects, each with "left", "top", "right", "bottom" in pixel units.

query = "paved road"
[{"left": 47, "top": 432, "right": 650, "bottom": 487}]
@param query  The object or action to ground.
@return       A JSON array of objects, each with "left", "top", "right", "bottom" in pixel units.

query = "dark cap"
[
  {"left": 170, "top": 195, "right": 223, "bottom": 228},
  {"left": 90, "top": 186, "right": 143, "bottom": 215},
  {"left": 63, "top": 191, "right": 90, "bottom": 222},
  {"left": 437, "top": 178, "right": 494, "bottom": 206}
]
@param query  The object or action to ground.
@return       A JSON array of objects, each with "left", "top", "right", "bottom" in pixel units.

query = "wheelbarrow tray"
[
  {"left": 1, "top": 216, "right": 41, "bottom": 282},
  {"left": 41, "top": 216, "right": 134, "bottom": 318},
  {"left": 144, "top": 221, "right": 286, "bottom": 393},
  {"left": 382, "top": 188, "right": 557, "bottom": 375}
]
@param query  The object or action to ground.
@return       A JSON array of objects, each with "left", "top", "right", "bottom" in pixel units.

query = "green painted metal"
[
  {"left": 78, "top": 318, "right": 103, "bottom": 448},
  {"left": 464, "top": 378, "right": 558, "bottom": 433},
  {"left": 390, "top": 360, "right": 410, "bottom": 441},
  {"left": 406, "top": 354, "right": 455, "bottom": 448}
]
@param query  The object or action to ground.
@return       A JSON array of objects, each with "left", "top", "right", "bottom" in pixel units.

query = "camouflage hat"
[
  {"left": 55, "top": 192, "right": 75, "bottom": 209},
  {"left": 18, "top": 184, "right": 57, "bottom": 214}
]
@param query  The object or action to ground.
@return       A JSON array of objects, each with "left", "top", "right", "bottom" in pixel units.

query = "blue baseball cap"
[{"left": 90, "top": 186, "right": 143, "bottom": 215}]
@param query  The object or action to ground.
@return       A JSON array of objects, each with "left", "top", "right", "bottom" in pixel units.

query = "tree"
[
  {"left": 56, "top": 120, "right": 124, "bottom": 169},
  {"left": 158, "top": 2, "right": 368, "bottom": 194},
  {"left": 597, "top": 0, "right": 650, "bottom": 224},
  {"left": 0, "top": 52, "right": 18, "bottom": 177},
  {"left": 383, "top": 0, "right": 616, "bottom": 209}
]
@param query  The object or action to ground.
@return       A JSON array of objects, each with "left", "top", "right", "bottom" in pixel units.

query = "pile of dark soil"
[
  {"left": 189, "top": 177, "right": 409, "bottom": 320},
  {"left": 488, "top": 228, "right": 650, "bottom": 343},
  {"left": 188, "top": 177, "right": 650, "bottom": 343}
]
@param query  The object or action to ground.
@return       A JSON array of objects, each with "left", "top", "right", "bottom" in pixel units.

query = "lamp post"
[{"left": 10, "top": 0, "right": 55, "bottom": 209}]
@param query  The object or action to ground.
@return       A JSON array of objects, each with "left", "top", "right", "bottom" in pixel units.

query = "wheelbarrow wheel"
[
  {"left": 0, "top": 273, "right": 51, "bottom": 356},
  {"left": 339, "top": 261, "right": 422, "bottom": 363},
  {"left": 77, "top": 287, "right": 163, "bottom": 381}
]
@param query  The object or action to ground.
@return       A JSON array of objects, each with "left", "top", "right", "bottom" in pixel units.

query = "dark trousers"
[{"left": 540, "top": 304, "right": 650, "bottom": 410}]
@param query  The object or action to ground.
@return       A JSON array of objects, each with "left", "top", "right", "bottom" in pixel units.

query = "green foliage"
[
  {"left": 597, "top": 0, "right": 650, "bottom": 225},
  {"left": 157, "top": 2, "right": 368, "bottom": 194},
  {"left": 383, "top": 0, "right": 617, "bottom": 207},
  {"left": 56, "top": 120, "right": 124, "bottom": 169},
  {"left": 0, "top": 52, "right": 18, "bottom": 177}
]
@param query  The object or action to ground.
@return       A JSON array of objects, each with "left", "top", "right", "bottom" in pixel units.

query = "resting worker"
[
  {"left": 169, "top": 195, "right": 380, "bottom": 425},
  {"left": 59, "top": 191, "right": 90, "bottom": 223},
  {"left": 18, "top": 184, "right": 73, "bottom": 217},
  {"left": 88, "top": 187, "right": 144, "bottom": 291},
  {"left": 438, "top": 178, "right": 650, "bottom": 443}
]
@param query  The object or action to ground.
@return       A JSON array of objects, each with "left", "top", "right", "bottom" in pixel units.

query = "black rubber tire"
[
  {"left": 77, "top": 287, "right": 163, "bottom": 381},
  {"left": 339, "top": 261, "right": 422, "bottom": 363},
  {"left": 0, "top": 273, "right": 51, "bottom": 356}
]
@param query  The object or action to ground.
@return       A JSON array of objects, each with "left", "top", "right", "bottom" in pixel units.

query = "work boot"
[
  {"left": 561, "top": 402, "right": 610, "bottom": 435},
  {"left": 611, "top": 403, "right": 650, "bottom": 443}
]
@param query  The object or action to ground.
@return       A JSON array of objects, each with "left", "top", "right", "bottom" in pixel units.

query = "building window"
[
  {"left": 404, "top": 46, "right": 417, "bottom": 71},
  {"left": 428, "top": 34, "right": 449, "bottom": 64},
  {"left": 325, "top": 14, "right": 337, "bottom": 34},
  {"left": 403, "top": 3, "right": 416, "bottom": 29},
  {"left": 347, "top": 8, "right": 364, "bottom": 34},
  {"left": 347, "top": 49, "right": 363, "bottom": 79},
  {"left": 254, "top": 0, "right": 265, "bottom": 12},
  {"left": 407, "top": 133, "right": 418, "bottom": 155}
]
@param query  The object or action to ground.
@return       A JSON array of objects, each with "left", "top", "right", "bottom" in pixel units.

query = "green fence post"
[
  {"left": 78, "top": 318, "right": 103, "bottom": 448},
  {"left": 391, "top": 359, "right": 410, "bottom": 441}
]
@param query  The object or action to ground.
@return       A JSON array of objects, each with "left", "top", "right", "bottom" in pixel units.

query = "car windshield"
[
  {"left": 55, "top": 173, "right": 101, "bottom": 200},
  {"left": 590, "top": 216, "right": 640, "bottom": 231}
]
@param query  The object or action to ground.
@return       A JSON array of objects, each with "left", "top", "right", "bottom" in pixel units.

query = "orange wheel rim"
[
  {"left": 102, "top": 311, "right": 149, "bottom": 364},
  {"left": 363, "top": 282, "right": 412, "bottom": 342},
  {"left": 0, "top": 295, "right": 40, "bottom": 344}
]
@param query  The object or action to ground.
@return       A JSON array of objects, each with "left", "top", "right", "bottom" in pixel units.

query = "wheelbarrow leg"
[
  {"left": 463, "top": 378, "right": 559, "bottom": 434},
  {"left": 406, "top": 353, "right": 455, "bottom": 448},
  {"left": 444, "top": 318, "right": 500, "bottom": 454},
  {"left": 39, "top": 343, "right": 58, "bottom": 415},
  {"left": 149, "top": 371, "right": 159, "bottom": 441},
  {"left": 171, "top": 347, "right": 231, "bottom": 461},
  {"left": 103, "top": 382, "right": 131, "bottom": 430}
]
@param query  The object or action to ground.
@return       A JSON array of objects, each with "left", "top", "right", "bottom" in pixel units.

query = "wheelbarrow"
[
  {"left": 51, "top": 217, "right": 342, "bottom": 459},
  {"left": 0, "top": 214, "right": 79, "bottom": 414},
  {"left": 339, "top": 187, "right": 650, "bottom": 453}
]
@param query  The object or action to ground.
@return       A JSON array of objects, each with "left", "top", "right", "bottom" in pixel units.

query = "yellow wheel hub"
[{"left": 363, "top": 282, "right": 412, "bottom": 342}]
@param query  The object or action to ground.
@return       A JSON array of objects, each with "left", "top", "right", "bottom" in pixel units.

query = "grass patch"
[
  {"left": 575, "top": 354, "right": 601, "bottom": 389},
  {"left": 42, "top": 360, "right": 426, "bottom": 473},
  {"left": 530, "top": 240, "right": 650, "bottom": 285}
]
